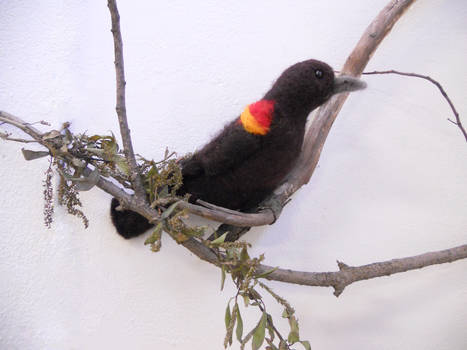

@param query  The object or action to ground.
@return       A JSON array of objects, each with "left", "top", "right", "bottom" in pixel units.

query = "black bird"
[{"left": 111, "top": 59, "right": 366, "bottom": 239}]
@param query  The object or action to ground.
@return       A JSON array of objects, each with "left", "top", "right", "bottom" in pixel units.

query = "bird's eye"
[{"left": 315, "top": 69, "right": 323, "bottom": 79}]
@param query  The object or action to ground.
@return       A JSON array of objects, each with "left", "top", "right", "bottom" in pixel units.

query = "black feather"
[{"left": 111, "top": 59, "right": 338, "bottom": 239}]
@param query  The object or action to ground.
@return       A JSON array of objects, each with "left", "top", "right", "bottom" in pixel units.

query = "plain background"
[{"left": 0, "top": 0, "right": 466, "bottom": 349}]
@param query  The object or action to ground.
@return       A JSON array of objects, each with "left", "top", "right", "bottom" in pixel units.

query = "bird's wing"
[{"left": 181, "top": 119, "right": 261, "bottom": 178}]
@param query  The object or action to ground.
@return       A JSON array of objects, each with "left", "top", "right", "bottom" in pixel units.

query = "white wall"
[{"left": 1, "top": 1, "right": 466, "bottom": 349}]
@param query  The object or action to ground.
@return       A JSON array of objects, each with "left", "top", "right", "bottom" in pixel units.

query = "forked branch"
[{"left": 1, "top": 0, "right": 466, "bottom": 297}]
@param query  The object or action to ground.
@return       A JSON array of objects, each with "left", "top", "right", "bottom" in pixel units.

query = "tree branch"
[
  {"left": 2, "top": 0, "right": 466, "bottom": 298},
  {"left": 107, "top": 0, "right": 146, "bottom": 201},
  {"left": 0, "top": 131, "right": 38, "bottom": 143},
  {"left": 178, "top": 201, "right": 274, "bottom": 227},
  {"left": 258, "top": 244, "right": 467, "bottom": 297},
  {"left": 176, "top": 0, "right": 420, "bottom": 228},
  {"left": 361, "top": 70, "right": 467, "bottom": 142},
  {"left": 281, "top": 0, "right": 416, "bottom": 199},
  {"left": 0, "top": 111, "right": 44, "bottom": 140}
]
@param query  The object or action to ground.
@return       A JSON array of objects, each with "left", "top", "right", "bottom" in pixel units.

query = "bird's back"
[{"left": 180, "top": 108, "right": 306, "bottom": 210}]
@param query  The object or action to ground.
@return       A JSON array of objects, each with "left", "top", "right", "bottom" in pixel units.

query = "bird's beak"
[{"left": 332, "top": 75, "right": 367, "bottom": 95}]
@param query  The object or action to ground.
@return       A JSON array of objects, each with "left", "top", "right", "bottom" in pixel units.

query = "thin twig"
[
  {"left": 3, "top": 0, "right": 467, "bottom": 298},
  {"left": 107, "top": 0, "right": 146, "bottom": 201},
  {"left": 362, "top": 70, "right": 467, "bottom": 142},
  {"left": 0, "top": 111, "right": 44, "bottom": 140},
  {"left": 0, "top": 131, "right": 38, "bottom": 143}
]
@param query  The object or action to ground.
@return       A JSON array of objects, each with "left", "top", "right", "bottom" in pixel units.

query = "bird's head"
[{"left": 264, "top": 59, "right": 366, "bottom": 119}]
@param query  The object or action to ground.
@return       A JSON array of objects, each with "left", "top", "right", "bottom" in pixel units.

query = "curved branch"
[
  {"left": 183, "top": 0, "right": 418, "bottom": 227},
  {"left": 107, "top": 0, "right": 146, "bottom": 201},
  {"left": 280, "top": 0, "right": 416, "bottom": 200},
  {"left": 178, "top": 201, "right": 274, "bottom": 227},
  {"left": 3, "top": 0, "right": 466, "bottom": 298},
  {"left": 0, "top": 111, "right": 272, "bottom": 227},
  {"left": 362, "top": 70, "right": 467, "bottom": 142}
]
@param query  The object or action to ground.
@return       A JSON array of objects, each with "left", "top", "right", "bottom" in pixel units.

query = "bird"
[{"left": 111, "top": 59, "right": 366, "bottom": 239}]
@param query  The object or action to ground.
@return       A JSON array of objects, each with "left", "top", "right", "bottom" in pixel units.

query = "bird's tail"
[{"left": 110, "top": 198, "right": 154, "bottom": 239}]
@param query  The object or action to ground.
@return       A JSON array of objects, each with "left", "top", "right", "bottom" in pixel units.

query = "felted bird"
[{"left": 111, "top": 59, "right": 366, "bottom": 239}]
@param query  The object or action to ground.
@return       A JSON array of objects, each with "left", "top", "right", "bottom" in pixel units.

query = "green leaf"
[
  {"left": 144, "top": 222, "right": 163, "bottom": 245},
  {"left": 225, "top": 303, "right": 231, "bottom": 330},
  {"left": 235, "top": 304, "right": 243, "bottom": 342},
  {"left": 252, "top": 311, "right": 267, "bottom": 350},
  {"left": 220, "top": 265, "right": 226, "bottom": 291},
  {"left": 146, "top": 164, "right": 159, "bottom": 178},
  {"left": 21, "top": 148, "right": 49, "bottom": 161},
  {"left": 287, "top": 316, "right": 300, "bottom": 344},
  {"left": 266, "top": 313, "right": 275, "bottom": 341},
  {"left": 115, "top": 156, "right": 130, "bottom": 176},
  {"left": 300, "top": 340, "right": 311, "bottom": 350},
  {"left": 211, "top": 232, "right": 228, "bottom": 245},
  {"left": 240, "top": 247, "right": 250, "bottom": 263},
  {"left": 160, "top": 201, "right": 181, "bottom": 220},
  {"left": 158, "top": 185, "right": 169, "bottom": 198},
  {"left": 288, "top": 332, "right": 299, "bottom": 344},
  {"left": 255, "top": 266, "right": 278, "bottom": 279},
  {"left": 224, "top": 302, "right": 236, "bottom": 348}
]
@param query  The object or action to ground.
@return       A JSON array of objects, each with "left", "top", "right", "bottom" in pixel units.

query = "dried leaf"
[
  {"left": 242, "top": 294, "right": 250, "bottom": 308},
  {"left": 265, "top": 339, "right": 279, "bottom": 350},
  {"left": 71, "top": 157, "right": 85, "bottom": 168},
  {"left": 300, "top": 340, "right": 311, "bottom": 350},
  {"left": 42, "top": 130, "right": 61, "bottom": 140},
  {"left": 74, "top": 168, "right": 100, "bottom": 191},
  {"left": 173, "top": 232, "right": 189, "bottom": 243},
  {"left": 21, "top": 148, "right": 49, "bottom": 161}
]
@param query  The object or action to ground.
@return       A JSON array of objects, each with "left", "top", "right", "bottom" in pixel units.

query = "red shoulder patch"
[
  {"left": 248, "top": 100, "right": 275, "bottom": 129},
  {"left": 239, "top": 99, "right": 276, "bottom": 135}
]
